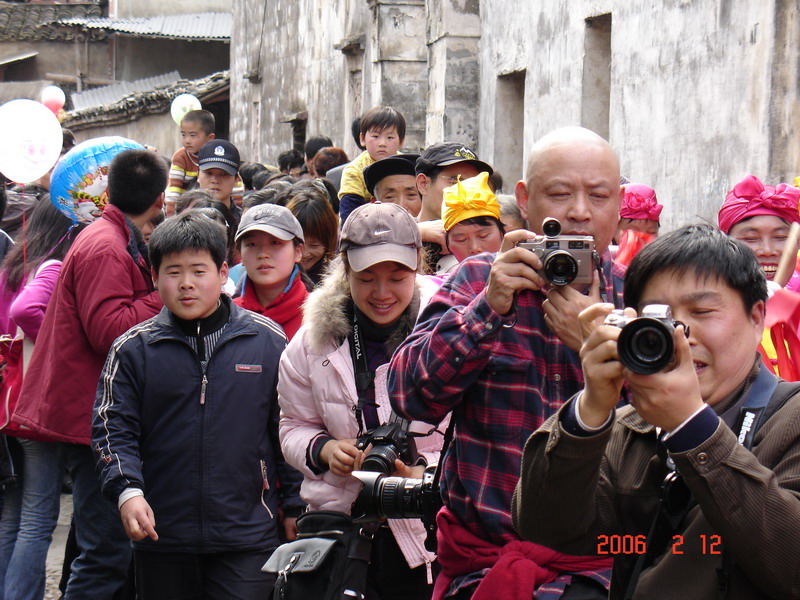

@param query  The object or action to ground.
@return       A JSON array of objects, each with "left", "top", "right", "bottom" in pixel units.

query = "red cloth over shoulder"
[{"left": 433, "top": 506, "right": 612, "bottom": 600}]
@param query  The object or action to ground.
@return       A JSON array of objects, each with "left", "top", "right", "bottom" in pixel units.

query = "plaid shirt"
[{"left": 388, "top": 252, "right": 625, "bottom": 548}]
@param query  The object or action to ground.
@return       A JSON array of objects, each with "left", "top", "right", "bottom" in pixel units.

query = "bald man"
[{"left": 389, "top": 127, "right": 625, "bottom": 600}]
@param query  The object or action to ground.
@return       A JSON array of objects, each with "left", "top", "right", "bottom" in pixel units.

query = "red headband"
[
  {"left": 620, "top": 184, "right": 662, "bottom": 221},
  {"left": 718, "top": 174, "right": 800, "bottom": 234}
]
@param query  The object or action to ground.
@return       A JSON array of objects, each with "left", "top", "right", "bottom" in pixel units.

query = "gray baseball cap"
[
  {"left": 340, "top": 202, "right": 421, "bottom": 272},
  {"left": 235, "top": 203, "right": 304, "bottom": 243}
]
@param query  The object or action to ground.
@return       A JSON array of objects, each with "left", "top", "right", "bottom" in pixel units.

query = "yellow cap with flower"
[{"left": 441, "top": 171, "right": 500, "bottom": 231}]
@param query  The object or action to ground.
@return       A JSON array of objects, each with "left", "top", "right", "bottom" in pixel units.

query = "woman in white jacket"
[{"left": 278, "top": 202, "right": 442, "bottom": 599}]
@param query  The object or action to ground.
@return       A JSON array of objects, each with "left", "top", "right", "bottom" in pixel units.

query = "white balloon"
[
  {"left": 170, "top": 94, "right": 202, "bottom": 126},
  {"left": 0, "top": 99, "right": 63, "bottom": 183}
]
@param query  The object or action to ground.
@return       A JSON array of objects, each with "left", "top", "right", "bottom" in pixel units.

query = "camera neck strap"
[
  {"left": 348, "top": 307, "right": 374, "bottom": 438},
  {"left": 624, "top": 366, "right": 779, "bottom": 600}
]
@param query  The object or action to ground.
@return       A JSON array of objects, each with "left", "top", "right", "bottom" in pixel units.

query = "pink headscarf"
[
  {"left": 718, "top": 174, "right": 800, "bottom": 234},
  {"left": 620, "top": 184, "right": 663, "bottom": 221}
]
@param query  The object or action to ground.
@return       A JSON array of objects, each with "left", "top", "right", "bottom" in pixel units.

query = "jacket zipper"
[
  {"left": 198, "top": 321, "right": 208, "bottom": 405},
  {"left": 197, "top": 320, "right": 206, "bottom": 547},
  {"left": 155, "top": 319, "right": 256, "bottom": 550}
]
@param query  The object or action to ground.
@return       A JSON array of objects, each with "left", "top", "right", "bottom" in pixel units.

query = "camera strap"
[
  {"left": 624, "top": 367, "right": 779, "bottom": 600},
  {"left": 593, "top": 252, "right": 608, "bottom": 304},
  {"left": 348, "top": 308, "right": 374, "bottom": 438},
  {"left": 716, "top": 367, "right": 778, "bottom": 599}
]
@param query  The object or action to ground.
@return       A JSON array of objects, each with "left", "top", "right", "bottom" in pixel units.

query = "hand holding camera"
[
  {"left": 487, "top": 218, "right": 598, "bottom": 316},
  {"left": 320, "top": 438, "right": 361, "bottom": 477},
  {"left": 578, "top": 302, "right": 704, "bottom": 432}
]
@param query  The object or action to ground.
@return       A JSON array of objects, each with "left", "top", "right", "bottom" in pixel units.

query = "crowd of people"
[{"left": 0, "top": 102, "right": 798, "bottom": 600}]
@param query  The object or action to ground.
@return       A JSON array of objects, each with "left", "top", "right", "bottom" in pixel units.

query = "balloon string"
[
  {"left": 43, "top": 223, "right": 78, "bottom": 261},
  {"left": 20, "top": 183, "right": 26, "bottom": 276}
]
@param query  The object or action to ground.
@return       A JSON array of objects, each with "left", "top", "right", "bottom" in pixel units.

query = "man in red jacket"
[{"left": 13, "top": 149, "right": 166, "bottom": 599}]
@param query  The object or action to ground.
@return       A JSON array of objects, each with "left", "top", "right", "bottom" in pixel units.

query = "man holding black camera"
[
  {"left": 389, "top": 127, "right": 626, "bottom": 599},
  {"left": 513, "top": 224, "right": 800, "bottom": 599}
]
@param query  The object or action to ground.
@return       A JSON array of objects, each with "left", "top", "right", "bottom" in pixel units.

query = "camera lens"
[
  {"left": 542, "top": 250, "right": 578, "bottom": 286},
  {"left": 618, "top": 318, "right": 675, "bottom": 374},
  {"left": 361, "top": 445, "right": 399, "bottom": 475},
  {"left": 351, "top": 473, "right": 423, "bottom": 521}
]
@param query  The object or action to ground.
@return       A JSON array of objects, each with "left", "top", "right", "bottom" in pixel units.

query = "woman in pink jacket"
[
  {"left": 0, "top": 198, "right": 85, "bottom": 600},
  {"left": 278, "top": 202, "right": 443, "bottom": 599}
]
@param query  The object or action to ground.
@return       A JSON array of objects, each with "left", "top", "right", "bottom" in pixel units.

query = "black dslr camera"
[
  {"left": 604, "top": 304, "right": 687, "bottom": 374},
  {"left": 351, "top": 465, "right": 442, "bottom": 552},
  {"left": 516, "top": 217, "right": 595, "bottom": 286},
  {"left": 355, "top": 421, "right": 419, "bottom": 476}
]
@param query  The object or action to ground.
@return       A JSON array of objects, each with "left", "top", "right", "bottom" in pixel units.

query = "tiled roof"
[
  {"left": 0, "top": 2, "right": 105, "bottom": 42},
  {"left": 57, "top": 12, "right": 231, "bottom": 41},
  {"left": 70, "top": 71, "right": 181, "bottom": 111},
  {"left": 63, "top": 70, "right": 230, "bottom": 130}
]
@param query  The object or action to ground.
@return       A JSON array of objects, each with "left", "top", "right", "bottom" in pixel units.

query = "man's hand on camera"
[
  {"left": 544, "top": 270, "right": 603, "bottom": 351},
  {"left": 391, "top": 459, "right": 425, "bottom": 478},
  {"left": 320, "top": 438, "right": 361, "bottom": 477},
  {"left": 625, "top": 325, "right": 704, "bottom": 432},
  {"left": 486, "top": 229, "right": 547, "bottom": 315},
  {"left": 577, "top": 303, "right": 634, "bottom": 427}
]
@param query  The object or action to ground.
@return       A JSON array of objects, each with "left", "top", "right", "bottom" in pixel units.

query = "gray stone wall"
[
  {"left": 425, "top": 0, "right": 481, "bottom": 151},
  {"left": 230, "top": 0, "right": 430, "bottom": 165},
  {"left": 114, "top": 38, "right": 229, "bottom": 81},
  {"left": 0, "top": 40, "right": 110, "bottom": 86},
  {"left": 479, "top": 0, "right": 800, "bottom": 231},
  {"left": 229, "top": 0, "right": 799, "bottom": 227},
  {"left": 231, "top": 0, "right": 366, "bottom": 164},
  {"left": 72, "top": 112, "right": 179, "bottom": 157}
]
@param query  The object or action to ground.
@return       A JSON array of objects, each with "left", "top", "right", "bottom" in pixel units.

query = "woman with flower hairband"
[
  {"left": 718, "top": 174, "right": 800, "bottom": 380},
  {"left": 719, "top": 174, "right": 800, "bottom": 288},
  {"left": 611, "top": 184, "right": 662, "bottom": 267}
]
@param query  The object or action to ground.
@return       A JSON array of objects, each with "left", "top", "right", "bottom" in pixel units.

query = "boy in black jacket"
[{"left": 92, "top": 211, "right": 303, "bottom": 599}]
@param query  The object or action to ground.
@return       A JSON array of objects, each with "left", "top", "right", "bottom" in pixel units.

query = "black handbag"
[{"left": 263, "top": 510, "right": 376, "bottom": 600}]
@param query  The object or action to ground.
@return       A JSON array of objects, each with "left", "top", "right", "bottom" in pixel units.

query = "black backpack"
[{"left": 263, "top": 511, "right": 375, "bottom": 600}]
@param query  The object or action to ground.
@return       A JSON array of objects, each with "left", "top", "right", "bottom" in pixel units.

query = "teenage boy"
[
  {"left": 93, "top": 211, "right": 304, "bottom": 599},
  {"left": 166, "top": 109, "right": 216, "bottom": 216},
  {"left": 514, "top": 224, "right": 800, "bottom": 599},
  {"left": 13, "top": 149, "right": 166, "bottom": 599},
  {"left": 338, "top": 106, "right": 406, "bottom": 224},
  {"left": 233, "top": 203, "right": 308, "bottom": 340},
  {"left": 197, "top": 139, "right": 242, "bottom": 220}
]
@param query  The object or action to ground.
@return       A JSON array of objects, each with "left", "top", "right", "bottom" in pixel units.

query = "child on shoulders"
[
  {"left": 166, "top": 110, "right": 216, "bottom": 216},
  {"left": 338, "top": 106, "right": 406, "bottom": 225}
]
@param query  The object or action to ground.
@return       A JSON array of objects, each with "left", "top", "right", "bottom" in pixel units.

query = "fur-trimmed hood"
[{"left": 301, "top": 257, "right": 422, "bottom": 355}]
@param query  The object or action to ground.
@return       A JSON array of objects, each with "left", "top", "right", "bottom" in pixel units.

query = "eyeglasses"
[{"left": 435, "top": 175, "right": 461, "bottom": 186}]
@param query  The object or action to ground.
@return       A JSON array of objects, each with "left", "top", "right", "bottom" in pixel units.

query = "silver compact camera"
[
  {"left": 516, "top": 218, "right": 595, "bottom": 286},
  {"left": 604, "top": 304, "right": 686, "bottom": 374}
]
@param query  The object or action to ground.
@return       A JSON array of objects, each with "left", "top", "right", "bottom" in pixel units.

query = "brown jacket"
[{"left": 512, "top": 377, "right": 800, "bottom": 599}]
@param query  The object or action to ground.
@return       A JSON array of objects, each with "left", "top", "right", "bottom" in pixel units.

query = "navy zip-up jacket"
[{"left": 92, "top": 297, "right": 304, "bottom": 553}]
